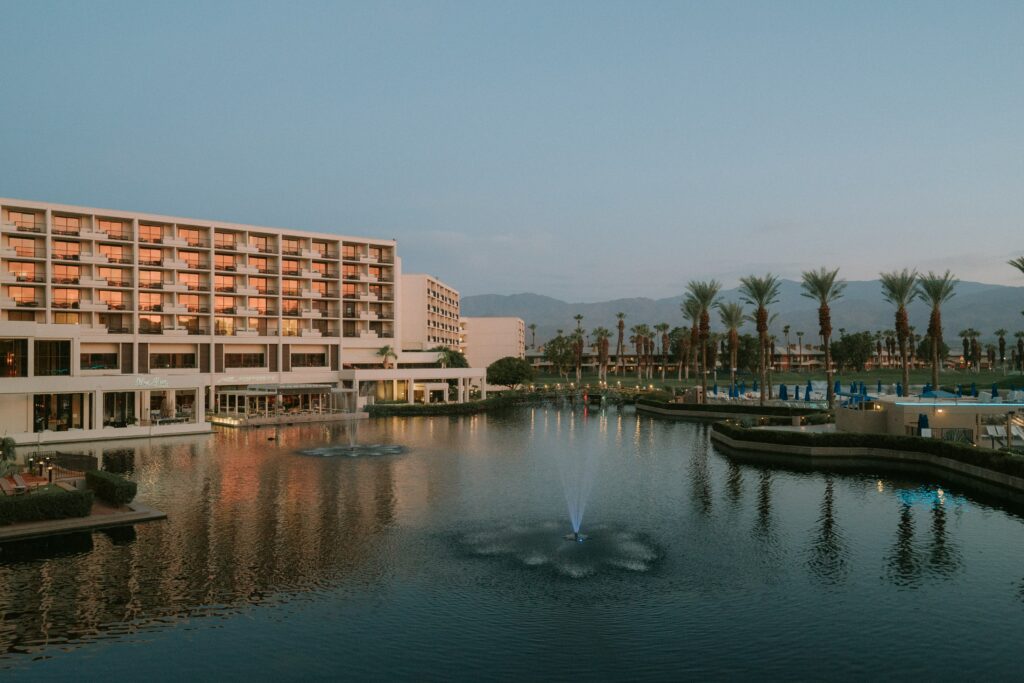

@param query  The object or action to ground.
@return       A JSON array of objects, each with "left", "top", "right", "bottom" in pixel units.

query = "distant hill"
[{"left": 462, "top": 280, "right": 1024, "bottom": 345}]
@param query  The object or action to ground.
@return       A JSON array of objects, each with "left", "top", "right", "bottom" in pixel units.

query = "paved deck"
[{"left": 0, "top": 502, "right": 167, "bottom": 543}]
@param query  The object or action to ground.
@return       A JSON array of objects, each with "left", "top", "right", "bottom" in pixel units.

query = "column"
[
  {"left": 93, "top": 389, "right": 102, "bottom": 429},
  {"left": 407, "top": 380, "right": 414, "bottom": 404},
  {"left": 195, "top": 387, "right": 205, "bottom": 424}
]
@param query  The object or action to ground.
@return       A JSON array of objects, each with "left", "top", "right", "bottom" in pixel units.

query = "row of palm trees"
[{"left": 533, "top": 257, "right": 1024, "bottom": 405}]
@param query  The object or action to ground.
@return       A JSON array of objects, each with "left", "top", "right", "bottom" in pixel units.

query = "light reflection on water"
[{"left": 1, "top": 405, "right": 1024, "bottom": 678}]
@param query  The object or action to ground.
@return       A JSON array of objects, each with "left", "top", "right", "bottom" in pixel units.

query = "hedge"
[
  {"left": 712, "top": 420, "right": 1024, "bottom": 479},
  {"left": 0, "top": 487, "right": 94, "bottom": 526},
  {"left": 86, "top": 470, "right": 138, "bottom": 506},
  {"left": 637, "top": 397, "right": 824, "bottom": 417},
  {"left": 367, "top": 394, "right": 527, "bottom": 417}
]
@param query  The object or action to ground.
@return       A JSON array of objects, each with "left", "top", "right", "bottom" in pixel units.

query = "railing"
[
  {"left": 105, "top": 280, "right": 130, "bottom": 287},
  {"left": 53, "top": 252, "right": 81, "bottom": 261},
  {"left": 214, "top": 286, "right": 236, "bottom": 292},
  {"left": 6, "top": 221, "right": 44, "bottom": 233},
  {"left": 10, "top": 247, "right": 47, "bottom": 258},
  {"left": 187, "top": 328, "right": 210, "bottom": 335},
  {"left": 186, "top": 284, "right": 208, "bottom": 291},
  {"left": 140, "top": 282, "right": 164, "bottom": 289},
  {"left": 14, "top": 299, "right": 41, "bottom": 307},
  {"left": 12, "top": 274, "right": 45, "bottom": 283},
  {"left": 140, "top": 305, "right": 163, "bottom": 312},
  {"left": 52, "top": 228, "right": 80, "bottom": 236},
  {"left": 51, "top": 277, "right": 80, "bottom": 284}
]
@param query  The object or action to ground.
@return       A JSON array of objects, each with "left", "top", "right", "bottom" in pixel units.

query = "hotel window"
[
  {"left": 53, "top": 241, "right": 80, "bottom": 260},
  {"left": 343, "top": 284, "right": 357, "bottom": 297},
  {"left": 179, "top": 227, "right": 203, "bottom": 247},
  {"left": 53, "top": 264, "right": 80, "bottom": 284},
  {"left": 215, "top": 296, "right": 236, "bottom": 314},
  {"left": 139, "top": 270, "right": 162, "bottom": 288},
  {"left": 139, "top": 248, "right": 162, "bottom": 265},
  {"left": 312, "top": 281, "right": 328, "bottom": 296},
  {"left": 179, "top": 294, "right": 201, "bottom": 312},
  {"left": 291, "top": 352, "right": 326, "bottom": 368},
  {"left": 179, "top": 272, "right": 202, "bottom": 290},
  {"left": 311, "top": 261, "right": 327, "bottom": 276},
  {"left": 343, "top": 266, "right": 358, "bottom": 279},
  {"left": 0, "top": 339, "right": 28, "bottom": 377},
  {"left": 215, "top": 275, "right": 236, "bottom": 292},
  {"left": 98, "top": 219, "right": 129, "bottom": 239},
  {"left": 282, "top": 239, "right": 300, "bottom": 255},
  {"left": 139, "top": 315, "right": 163, "bottom": 333},
  {"left": 52, "top": 288, "right": 80, "bottom": 309},
  {"left": 342, "top": 246, "right": 357, "bottom": 259},
  {"left": 250, "top": 256, "right": 269, "bottom": 273},
  {"left": 225, "top": 352, "right": 264, "bottom": 368},
  {"left": 180, "top": 251, "right": 204, "bottom": 269},
  {"left": 250, "top": 277, "right": 270, "bottom": 293},
  {"left": 249, "top": 235, "right": 268, "bottom": 252},
  {"left": 140, "top": 293, "right": 162, "bottom": 312},
  {"left": 214, "top": 231, "right": 236, "bottom": 249},
  {"left": 34, "top": 340, "right": 71, "bottom": 376},
  {"left": 150, "top": 353, "right": 196, "bottom": 369},
  {"left": 99, "top": 267, "right": 129, "bottom": 286},
  {"left": 33, "top": 393, "right": 86, "bottom": 432},
  {"left": 281, "top": 319, "right": 299, "bottom": 336},
  {"left": 139, "top": 224, "right": 163, "bottom": 244},
  {"left": 282, "top": 280, "right": 300, "bottom": 296},
  {"left": 214, "top": 317, "right": 235, "bottom": 335},
  {"left": 250, "top": 297, "right": 269, "bottom": 314},
  {"left": 215, "top": 254, "right": 236, "bottom": 271},
  {"left": 53, "top": 312, "right": 81, "bottom": 325},
  {"left": 52, "top": 215, "right": 81, "bottom": 235},
  {"left": 98, "top": 290, "right": 126, "bottom": 309},
  {"left": 99, "top": 244, "right": 129, "bottom": 263},
  {"left": 7, "top": 311, "right": 35, "bottom": 322},
  {"left": 9, "top": 261, "right": 39, "bottom": 282},
  {"left": 9, "top": 286, "right": 41, "bottom": 306},
  {"left": 81, "top": 352, "right": 118, "bottom": 370},
  {"left": 9, "top": 237, "right": 40, "bottom": 258},
  {"left": 180, "top": 316, "right": 203, "bottom": 333},
  {"left": 9, "top": 211, "right": 41, "bottom": 230},
  {"left": 282, "top": 259, "right": 300, "bottom": 275}
]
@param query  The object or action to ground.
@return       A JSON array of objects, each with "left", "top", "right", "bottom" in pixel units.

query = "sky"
[{"left": 1, "top": 1, "right": 1022, "bottom": 301}]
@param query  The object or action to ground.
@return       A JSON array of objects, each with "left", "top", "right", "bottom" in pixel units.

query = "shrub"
[
  {"left": 486, "top": 357, "right": 534, "bottom": 390},
  {"left": 86, "top": 470, "right": 138, "bottom": 506},
  {"left": 711, "top": 421, "right": 1024, "bottom": 479},
  {"left": 0, "top": 487, "right": 93, "bottom": 526},
  {"left": 367, "top": 394, "right": 525, "bottom": 417},
  {"left": 636, "top": 397, "right": 824, "bottom": 417},
  {"left": 1, "top": 437, "right": 16, "bottom": 461}
]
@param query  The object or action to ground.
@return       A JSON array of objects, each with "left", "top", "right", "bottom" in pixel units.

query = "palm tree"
[
  {"left": 717, "top": 301, "right": 745, "bottom": 387},
  {"left": 630, "top": 325, "right": 644, "bottom": 381},
  {"left": 528, "top": 323, "right": 537, "bottom": 350},
  {"left": 916, "top": 270, "right": 958, "bottom": 389},
  {"left": 1009, "top": 257, "right": 1024, "bottom": 278},
  {"left": 783, "top": 324, "right": 792, "bottom": 372},
  {"left": 800, "top": 268, "right": 845, "bottom": 409},
  {"left": 680, "top": 298, "right": 700, "bottom": 381},
  {"left": 614, "top": 312, "right": 626, "bottom": 375},
  {"left": 880, "top": 269, "right": 918, "bottom": 392},
  {"left": 570, "top": 328, "right": 584, "bottom": 384},
  {"left": 686, "top": 280, "right": 722, "bottom": 403},
  {"left": 592, "top": 327, "right": 611, "bottom": 382},
  {"left": 996, "top": 329, "right": 1008, "bottom": 368},
  {"left": 655, "top": 322, "right": 670, "bottom": 381},
  {"left": 1016, "top": 331, "right": 1024, "bottom": 372},
  {"left": 796, "top": 330, "right": 804, "bottom": 372},
  {"left": 738, "top": 274, "right": 781, "bottom": 406},
  {"left": 957, "top": 329, "right": 971, "bottom": 368},
  {"left": 376, "top": 344, "right": 397, "bottom": 369}
]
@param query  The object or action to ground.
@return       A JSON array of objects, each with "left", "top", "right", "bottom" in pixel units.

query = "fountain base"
[{"left": 563, "top": 532, "right": 589, "bottom": 543}]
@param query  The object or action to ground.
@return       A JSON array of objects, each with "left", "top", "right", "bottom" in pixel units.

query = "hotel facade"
[{"left": 0, "top": 198, "right": 483, "bottom": 444}]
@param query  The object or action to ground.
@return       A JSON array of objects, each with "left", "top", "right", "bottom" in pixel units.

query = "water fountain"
[
  {"left": 297, "top": 423, "right": 406, "bottom": 457},
  {"left": 554, "top": 407, "right": 602, "bottom": 540}
]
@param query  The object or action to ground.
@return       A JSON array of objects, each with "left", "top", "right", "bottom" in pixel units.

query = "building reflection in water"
[{"left": 806, "top": 476, "right": 848, "bottom": 585}]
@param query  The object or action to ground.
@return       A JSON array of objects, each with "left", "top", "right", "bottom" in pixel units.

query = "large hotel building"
[{"left": 0, "top": 198, "right": 484, "bottom": 444}]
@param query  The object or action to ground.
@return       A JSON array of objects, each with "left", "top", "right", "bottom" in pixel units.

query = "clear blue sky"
[{"left": 1, "top": 1, "right": 1021, "bottom": 301}]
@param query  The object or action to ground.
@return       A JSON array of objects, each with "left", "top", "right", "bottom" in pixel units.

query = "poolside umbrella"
[
  {"left": 971, "top": 382, "right": 978, "bottom": 397},
  {"left": 713, "top": 383, "right": 718, "bottom": 396},
  {"left": 992, "top": 383, "right": 999, "bottom": 398},
  {"left": 805, "top": 386, "right": 812, "bottom": 402},
  {"left": 918, "top": 413, "right": 929, "bottom": 433},
  {"left": 850, "top": 382, "right": 856, "bottom": 394},
  {"left": 779, "top": 384, "right": 788, "bottom": 400},
  {"left": 861, "top": 382, "right": 868, "bottom": 396},
  {"left": 834, "top": 380, "right": 841, "bottom": 395},
  {"left": 753, "top": 381, "right": 759, "bottom": 392},
  {"left": 740, "top": 380, "right": 746, "bottom": 394},
  {"left": 806, "top": 379, "right": 813, "bottom": 395},
  {"left": 956, "top": 384, "right": 963, "bottom": 397},
  {"left": 896, "top": 383, "right": 903, "bottom": 397},
  {"left": 795, "top": 385, "right": 801, "bottom": 400},
  {"left": 877, "top": 380, "right": 882, "bottom": 394}
]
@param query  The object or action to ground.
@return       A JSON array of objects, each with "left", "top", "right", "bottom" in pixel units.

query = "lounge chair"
[
  {"left": 11, "top": 473, "right": 29, "bottom": 494},
  {"left": 0, "top": 478, "right": 14, "bottom": 496},
  {"left": 986, "top": 426, "right": 1006, "bottom": 448}
]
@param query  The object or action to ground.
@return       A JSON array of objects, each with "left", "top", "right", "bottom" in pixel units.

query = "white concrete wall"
[{"left": 460, "top": 316, "right": 525, "bottom": 370}]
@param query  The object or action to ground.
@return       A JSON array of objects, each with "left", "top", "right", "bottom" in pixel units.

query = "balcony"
[
  {"left": 214, "top": 242, "right": 238, "bottom": 251},
  {"left": 237, "top": 243, "right": 260, "bottom": 254},
  {"left": 163, "top": 327, "right": 188, "bottom": 337},
  {"left": 139, "top": 281, "right": 164, "bottom": 290},
  {"left": 104, "top": 256, "right": 133, "bottom": 265},
  {"left": 235, "top": 329, "right": 259, "bottom": 337},
  {"left": 300, "top": 269, "right": 319, "bottom": 279},
  {"left": 163, "top": 236, "right": 188, "bottom": 247},
  {"left": 300, "top": 309, "right": 320, "bottom": 319},
  {"left": 215, "top": 307, "right": 238, "bottom": 315},
  {"left": 164, "top": 303, "right": 189, "bottom": 314},
  {"left": 214, "top": 285, "right": 236, "bottom": 293},
  {"left": 237, "top": 307, "right": 258, "bottom": 316},
  {"left": 186, "top": 327, "right": 210, "bottom": 335},
  {"left": 214, "top": 264, "right": 237, "bottom": 273},
  {"left": 79, "top": 276, "right": 108, "bottom": 287},
  {"left": 282, "top": 248, "right": 301, "bottom": 256},
  {"left": 164, "top": 283, "right": 189, "bottom": 293},
  {"left": 79, "top": 300, "right": 109, "bottom": 311},
  {"left": 300, "top": 328, "right": 323, "bottom": 338},
  {"left": 164, "top": 259, "right": 188, "bottom": 269},
  {"left": 80, "top": 252, "right": 110, "bottom": 265},
  {"left": 186, "top": 283, "right": 209, "bottom": 292},
  {"left": 80, "top": 227, "right": 109, "bottom": 240},
  {"left": 139, "top": 236, "right": 164, "bottom": 245},
  {"left": 2, "top": 221, "right": 45, "bottom": 234},
  {"left": 138, "top": 259, "right": 163, "bottom": 267},
  {"left": 105, "top": 279, "right": 131, "bottom": 288},
  {"left": 300, "top": 288, "right": 322, "bottom": 299},
  {"left": 359, "top": 310, "right": 379, "bottom": 320},
  {"left": 139, "top": 304, "right": 164, "bottom": 312},
  {"left": 359, "top": 293, "right": 378, "bottom": 302},
  {"left": 179, "top": 261, "right": 209, "bottom": 270},
  {"left": 236, "top": 286, "right": 258, "bottom": 296},
  {"left": 52, "top": 252, "right": 82, "bottom": 262},
  {"left": 236, "top": 264, "right": 258, "bottom": 275},
  {"left": 282, "top": 308, "right": 301, "bottom": 317}
]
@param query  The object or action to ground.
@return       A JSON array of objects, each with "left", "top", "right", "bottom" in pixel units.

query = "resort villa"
[{"left": 0, "top": 198, "right": 485, "bottom": 443}]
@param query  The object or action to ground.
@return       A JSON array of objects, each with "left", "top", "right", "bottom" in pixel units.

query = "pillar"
[
  {"left": 93, "top": 389, "right": 102, "bottom": 429},
  {"left": 195, "top": 387, "right": 205, "bottom": 423}
]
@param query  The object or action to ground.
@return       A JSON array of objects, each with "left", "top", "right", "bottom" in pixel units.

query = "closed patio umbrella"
[
  {"left": 971, "top": 382, "right": 978, "bottom": 397},
  {"left": 918, "top": 413, "right": 929, "bottom": 434},
  {"left": 877, "top": 379, "right": 882, "bottom": 394},
  {"left": 992, "top": 383, "right": 999, "bottom": 398},
  {"left": 795, "top": 385, "right": 801, "bottom": 400},
  {"left": 779, "top": 384, "right": 788, "bottom": 400},
  {"left": 896, "top": 383, "right": 903, "bottom": 397}
]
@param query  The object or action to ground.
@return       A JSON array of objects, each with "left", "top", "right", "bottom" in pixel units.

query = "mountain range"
[{"left": 462, "top": 280, "right": 1024, "bottom": 346}]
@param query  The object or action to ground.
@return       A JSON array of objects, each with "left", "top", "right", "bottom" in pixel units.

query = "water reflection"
[{"left": 806, "top": 477, "right": 849, "bottom": 585}]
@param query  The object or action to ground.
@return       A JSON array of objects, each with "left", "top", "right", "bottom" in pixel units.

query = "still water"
[{"left": 2, "top": 405, "right": 1024, "bottom": 680}]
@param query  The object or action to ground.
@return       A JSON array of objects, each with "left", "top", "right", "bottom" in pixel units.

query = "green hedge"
[
  {"left": 86, "top": 470, "right": 138, "bottom": 506},
  {"left": 0, "top": 487, "right": 94, "bottom": 526},
  {"left": 712, "top": 421, "right": 1024, "bottom": 478},
  {"left": 637, "top": 397, "right": 824, "bottom": 417},
  {"left": 367, "top": 394, "right": 526, "bottom": 417}
]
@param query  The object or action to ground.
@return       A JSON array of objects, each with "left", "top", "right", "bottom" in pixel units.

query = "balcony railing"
[{"left": 53, "top": 253, "right": 82, "bottom": 261}]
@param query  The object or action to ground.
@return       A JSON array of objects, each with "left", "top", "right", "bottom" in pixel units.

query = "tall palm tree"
[
  {"left": 995, "top": 329, "right": 1008, "bottom": 368},
  {"left": 686, "top": 280, "right": 722, "bottom": 403},
  {"left": 916, "top": 270, "right": 958, "bottom": 389},
  {"left": 614, "top": 312, "right": 626, "bottom": 375},
  {"left": 796, "top": 330, "right": 804, "bottom": 372},
  {"left": 655, "top": 322, "right": 670, "bottom": 381},
  {"left": 376, "top": 344, "right": 397, "bottom": 369},
  {"left": 528, "top": 323, "right": 537, "bottom": 350},
  {"left": 570, "top": 328, "right": 584, "bottom": 384},
  {"left": 957, "top": 329, "right": 971, "bottom": 368},
  {"left": 801, "top": 267, "right": 846, "bottom": 409},
  {"left": 592, "top": 327, "right": 611, "bottom": 382},
  {"left": 1009, "top": 257, "right": 1024, "bottom": 279},
  {"left": 783, "top": 324, "right": 791, "bottom": 372},
  {"left": 680, "top": 298, "right": 700, "bottom": 381},
  {"left": 738, "top": 274, "right": 781, "bottom": 406},
  {"left": 717, "top": 301, "right": 745, "bottom": 387},
  {"left": 630, "top": 325, "right": 644, "bottom": 381},
  {"left": 880, "top": 269, "right": 918, "bottom": 392},
  {"left": 1016, "top": 331, "right": 1024, "bottom": 372}
]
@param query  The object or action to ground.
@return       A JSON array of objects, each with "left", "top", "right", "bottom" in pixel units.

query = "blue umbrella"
[
  {"left": 850, "top": 382, "right": 856, "bottom": 394},
  {"left": 753, "top": 381, "right": 759, "bottom": 392},
  {"left": 918, "top": 413, "right": 929, "bottom": 433},
  {"left": 896, "top": 383, "right": 903, "bottom": 397},
  {"left": 740, "top": 380, "right": 746, "bottom": 394},
  {"left": 806, "top": 379, "right": 813, "bottom": 395},
  {"left": 779, "top": 384, "right": 788, "bottom": 400},
  {"left": 956, "top": 384, "right": 963, "bottom": 397},
  {"left": 971, "top": 382, "right": 978, "bottom": 397},
  {"left": 861, "top": 382, "right": 868, "bottom": 396},
  {"left": 877, "top": 379, "right": 882, "bottom": 394},
  {"left": 834, "top": 380, "right": 841, "bottom": 395},
  {"left": 805, "top": 387, "right": 812, "bottom": 402},
  {"left": 795, "top": 385, "right": 801, "bottom": 400},
  {"left": 713, "top": 383, "right": 718, "bottom": 396},
  {"left": 992, "top": 383, "right": 999, "bottom": 398}
]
